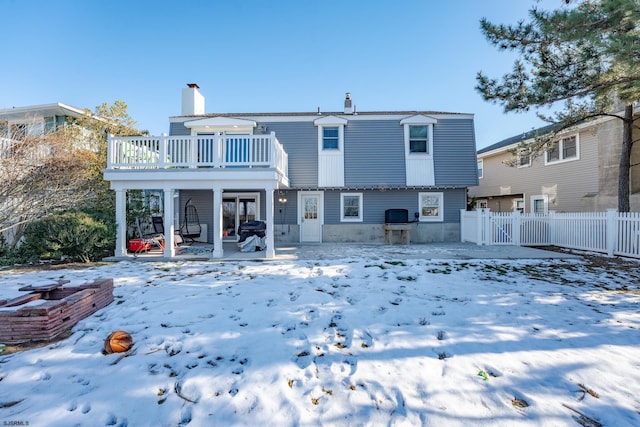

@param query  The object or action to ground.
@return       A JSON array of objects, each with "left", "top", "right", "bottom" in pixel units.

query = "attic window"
[{"left": 400, "top": 115, "right": 437, "bottom": 158}]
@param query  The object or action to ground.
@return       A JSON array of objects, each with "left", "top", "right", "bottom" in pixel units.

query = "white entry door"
[{"left": 300, "top": 192, "right": 322, "bottom": 242}]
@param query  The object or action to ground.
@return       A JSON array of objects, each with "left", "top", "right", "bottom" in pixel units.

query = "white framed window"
[
  {"left": 401, "top": 116, "right": 436, "bottom": 158},
  {"left": 314, "top": 116, "right": 347, "bottom": 153},
  {"left": 545, "top": 134, "right": 579, "bottom": 164},
  {"left": 418, "top": 192, "right": 443, "bottom": 222},
  {"left": 517, "top": 149, "right": 531, "bottom": 167},
  {"left": 340, "top": 192, "right": 363, "bottom": 222},
  {"left": 531, "top": 195, "right": 548, "bottom": 214},
  {"left": 514, "top": 199, "right": 525, "bottom": 213},
  {"left": 322, "top": 126, "right": 339, "bottom": 150},
  {"left": 477, "top": 160, "right": 484, "bottom": 178},
  {"left": 409, "top": 125, "right": 429, "bottom": 153},
  {"left": 476, "top": 199, "right": 488, "bottom": 210},
  {"left": 314, "top": 116, "right": 347, "bottom": 187}
]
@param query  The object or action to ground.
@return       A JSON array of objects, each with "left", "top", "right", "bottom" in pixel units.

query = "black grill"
[
  {"left": 385, "top": 209, "right": 408, "bottom": 223},
  {"left": 238, "top": 221, "right": 266, "bottom": 242}
]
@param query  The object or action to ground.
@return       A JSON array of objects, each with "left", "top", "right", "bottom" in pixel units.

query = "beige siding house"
[{"left": 468, "top": 112, "right": 640, "bottom": 213}]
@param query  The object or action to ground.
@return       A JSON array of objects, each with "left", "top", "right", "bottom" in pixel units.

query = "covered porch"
[{"left": 104, "top": 133, "right": 289, "bottom": 259}]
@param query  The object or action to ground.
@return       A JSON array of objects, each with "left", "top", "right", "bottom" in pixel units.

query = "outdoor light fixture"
[{"left": 278, "top": 190, "right": 287, "bottom": 204}]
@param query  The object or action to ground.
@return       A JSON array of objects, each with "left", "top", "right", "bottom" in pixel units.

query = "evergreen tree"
[{"left": 476, "top": 0, "right": 640, "bottom": 211}]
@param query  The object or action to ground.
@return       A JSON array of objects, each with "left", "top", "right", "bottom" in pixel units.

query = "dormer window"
[
  {"left": 314, "top": 115, "right": 347, "bottom": 153},
  {"left": 322, "top": 127, "right": 339, "bottom": 150},
  {"left": 409, "top": 125, "right": 429, "bottom": 153},
  {"left": 400, "top": 115, "right": 437, "bottom": 158},
  {"left": 314, "top": 115, "right": 347, "bottom": 187}
]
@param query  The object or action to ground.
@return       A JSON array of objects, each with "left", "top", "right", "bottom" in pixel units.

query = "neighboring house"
[
  {"left": 468, "top": 112, "right": 640, "bottom": 214},
  {"left": 0, "top": 102, "right": 92, "bottom": 141},
  {"left": 104, "top": 84, "right": 478, "bottom": 258},
  {"left": 0, "top": 103, "right": 99, "bottom": 244}
]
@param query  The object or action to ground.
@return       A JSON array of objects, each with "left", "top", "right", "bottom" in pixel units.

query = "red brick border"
[{"left": 0, "top": 278, "right": 114, "bottom": 343}]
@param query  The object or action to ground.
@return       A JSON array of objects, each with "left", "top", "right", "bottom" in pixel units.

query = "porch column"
[
  {"left": 163, "top": 189, "right": 175, "bottom": 258},
  {"left": 114, "top": 189, "right": 127, "bottom": 257},
  {"left": 265, "top": 187, "right": 275, "bottom": 258},
  {"left": 212, "top": 187, "right": 223, "bottom": 258}
]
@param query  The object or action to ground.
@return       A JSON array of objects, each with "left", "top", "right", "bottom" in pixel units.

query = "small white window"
[
  {"left": 546, "top": 134, "right": 579, "bottom": 164},
  {"left": 401, "top": 115, "right": 436, "bottom": 158},
  {"left": 340, "top": 193, "right": 363, "bottom": 222},
  {"left": 476, "top": 199, "right": 488, "bottom": 209},
  {"left": 322, "top": 127, "right": 339, "bottom": 150},
  {"left": 517, "top": 150, "right": 531, "bottom": 167},
  {"left": 477, "top": 160, "right": 483, "bottom": 178},
  {"left": 531, "top": 195, "right": 548, "bottom": 214},
  {"left": 419, "top": 192, "right": 443, "bottom": 222},
  {"left": 514, "top": 199, "right": 524, "bottom": 213},
  {"left": 314, "top": 115, "right": 347, "bottom": 154},
  {"left": 409, "top": 125, "right": 429, "bottom": 153}
]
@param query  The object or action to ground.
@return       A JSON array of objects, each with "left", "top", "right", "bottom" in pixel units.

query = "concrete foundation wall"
[
  {"left": 274, "top": 223, "right": 460, "bottom": 243},
  {"left": 273, "top": 224, "right": 300, "bottom": 243},
  {"left": 319, "top": 223, "right": 460, "bottom": 243}
]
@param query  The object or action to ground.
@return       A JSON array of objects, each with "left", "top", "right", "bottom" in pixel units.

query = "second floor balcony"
[{"left": 106, "top": 133, "right": 288, "bottom": 179}]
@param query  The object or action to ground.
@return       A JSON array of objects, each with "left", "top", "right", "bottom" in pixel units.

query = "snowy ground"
[{"left": 1, "top": 247, "right": 639, "bottom": 426}]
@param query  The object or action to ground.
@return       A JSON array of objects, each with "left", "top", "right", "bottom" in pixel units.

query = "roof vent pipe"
[{"left": 344, "top": 92, "right": 353, "bottom": 114}]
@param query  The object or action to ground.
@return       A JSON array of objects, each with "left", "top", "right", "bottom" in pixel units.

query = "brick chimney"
[
  {"left": 344, "top": 92, "right": 353, "bottom": 114},
  {"left": 181, "top": 83, "right": 205, "bottom": 116}
]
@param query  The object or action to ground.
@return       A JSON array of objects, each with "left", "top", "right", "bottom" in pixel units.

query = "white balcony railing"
[{"left": 107, "top": 132, "right": 288, "bottom": 176}]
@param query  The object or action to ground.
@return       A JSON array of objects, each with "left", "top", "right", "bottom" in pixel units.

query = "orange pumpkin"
[{"left": 104, "top": 330, "right": 133, "bottom": 354}]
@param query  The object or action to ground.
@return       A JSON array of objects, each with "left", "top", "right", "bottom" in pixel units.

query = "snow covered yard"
[{"left": 1, "top": 249, "right": 639, "bottom": 426}]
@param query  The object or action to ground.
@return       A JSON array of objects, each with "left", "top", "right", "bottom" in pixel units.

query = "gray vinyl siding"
[
  {"left": 179, "top": 190, "right": 213, "bottom": 242},
  {"left": 170, "top": 122, "right": 191, "bottom": 136},
  {"left": 433, "top": 119, "right": 479, "bottom": 186},
  {"left": 344, "top": 120, "right": 405, "bottom": 186},
  {"left": 259, "top": 121, "right": 318, "bottom": 187},
  {"left": 177, "top": 190, "right": 270, "bottom": 243},
  {"left": 169, "top": 116, "right": 477, "bottom": 188},
  {"left": 323, "top": 188, "right": 466, "bottom": 224},
  {"left": 56, "top": 115, "right": 67, "bottom": 129},
  {"left": 275, "top": 190, "right": 299, "bottom": 225}
]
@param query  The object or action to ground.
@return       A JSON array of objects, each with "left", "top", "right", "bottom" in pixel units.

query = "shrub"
[{"left": 22, "top": 210, "right": 115, "bottom": 263}]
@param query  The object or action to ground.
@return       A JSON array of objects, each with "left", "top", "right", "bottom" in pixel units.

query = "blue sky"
[{"left": 2, "top": 0, "right": 560, "bottom": 149}]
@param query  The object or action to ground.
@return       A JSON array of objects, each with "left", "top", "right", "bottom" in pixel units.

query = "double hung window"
[
  {"left": 340, "top": 193, "right": 363, "bottom": 222},
  {"left": 322, "top": 127, "right": 339, "bottom": 150},
  {"left": 409, "top": 125, "right": 428, "bottom": 153},
  {"left": 546, "top": 135, "right": 578, "bottom": 164}
]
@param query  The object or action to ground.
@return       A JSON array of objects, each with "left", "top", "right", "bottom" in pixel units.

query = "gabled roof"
[
  {"left": 478, "top": 123, "right": 559, "bottom": 155},
  {"left": 313, "top": 115, "right": 348, "bottom": 126},
  {"left": 400, "top": 114, "right": 438, "bottom": 125},
  {"left": 0, "top": 103, "right": 88, "bottom": 121}
]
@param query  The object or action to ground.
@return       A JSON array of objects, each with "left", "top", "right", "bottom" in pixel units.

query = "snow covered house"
[{"left": 104, "top": 84, "right": 479, "bottom": 258}]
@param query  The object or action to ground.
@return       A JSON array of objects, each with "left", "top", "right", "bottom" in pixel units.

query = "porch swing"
[{"left": 180, "top": 198, "right": 202, "bottom": 244}]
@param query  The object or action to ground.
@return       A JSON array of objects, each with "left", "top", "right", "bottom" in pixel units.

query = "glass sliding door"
[
  {"left": 222, "top": 193, "right": 260, "bottom": 241},
  {"left": 223, "top": 198, "right": 237, "bottom": 239}
]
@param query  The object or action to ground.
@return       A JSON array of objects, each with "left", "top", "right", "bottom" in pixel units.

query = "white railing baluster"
[{"left": 106, "top": 133, "right": 287, "bottom": 175}]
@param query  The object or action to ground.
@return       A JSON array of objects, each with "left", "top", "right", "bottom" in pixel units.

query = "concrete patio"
[{"left": 107, "top": 242, "right": 581, "bottom": 262}]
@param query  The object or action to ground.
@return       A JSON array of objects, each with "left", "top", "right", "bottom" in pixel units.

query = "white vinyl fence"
[{"left": 461, "top": 209, "right": 640, "bottom": 258}]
